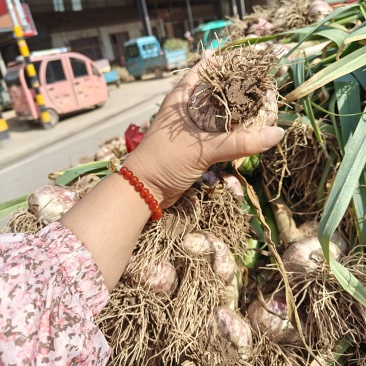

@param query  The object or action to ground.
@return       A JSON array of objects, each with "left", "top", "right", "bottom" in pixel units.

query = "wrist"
[
  {"left": 122, "top": 154, "right": 166, "bottom": 206},
  {"left": 109, "top": 156, "right": 163, "bottom": 220}
]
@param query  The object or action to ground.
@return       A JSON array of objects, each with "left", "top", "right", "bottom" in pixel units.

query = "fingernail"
[
  {"left": 275, "top": 127, "right": 285, "bottom": 139},
  {"left": 261, "top": 127, "right": 285, "bottom": 150}
]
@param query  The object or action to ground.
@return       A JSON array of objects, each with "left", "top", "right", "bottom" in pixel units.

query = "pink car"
[{"left": 5, "top": 51, "right": 109, "bottom": 128}]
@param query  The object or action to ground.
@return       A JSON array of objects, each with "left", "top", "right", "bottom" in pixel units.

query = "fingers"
[
  {"left": 207, "top": 125, "right": 284, "bottom": 164},
  {"left": 155, "top": 56, "right": 282, "bottom": 167},
  {"left": 165, "top": 56, "right": 278, "bottom": 130}
]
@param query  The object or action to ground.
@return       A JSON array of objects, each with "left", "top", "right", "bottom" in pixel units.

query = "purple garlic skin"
[
  {"left": 124, "top": 259, "right": 178, "bottom": 297},
  {"left": 181, "top": 231, "right": 211, "bottom": 257},
  {"left": 188, "top": 83, "right": 227, "bottom": 132},
  {"left": 180, "top": 231, "right": 236, "bottom": 284},
  {"left": 308, "top": 0, "right": 333, "bottom": 22},
  {"left": 297, "top": 221, "right": 348, "bottom": 254},
  {"left": 247, "top": 18, "right": 274, "bottom": 36},
  {"left": 282, "top": 236, "right": 343, "bottom": 275},
  {"left": 215, "top": 306, "right": 253, "bottom": 360},
  {"left": 206, "top": 233, "right": 236, "bottom": 284},
  {"left": 247, "top": 291, "right": 303, "bottom": 344},
  {"left": 202, "top": 171, "right": 244, "bottom": 197},
  {"left": 222, "top": 173, "right": 244, "bottom": 197}
]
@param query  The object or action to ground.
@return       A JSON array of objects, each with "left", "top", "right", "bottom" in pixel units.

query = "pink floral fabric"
[{"left": 0, "top": 222, "right": 111, "bottom": 365}]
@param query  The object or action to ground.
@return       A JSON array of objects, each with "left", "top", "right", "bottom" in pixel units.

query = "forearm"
[
  {"left": 58, "top": 59, "right": 283, "bottom": 294},
  {"left": 59, "top": 172, "right": 151, "bottom": 292}
]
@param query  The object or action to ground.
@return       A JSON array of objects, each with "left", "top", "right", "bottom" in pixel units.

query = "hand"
[
  {"left": 123, "top": 60, "right": 284, "bottom": 208},
  {"left": 60, "top": 59, "right": 284, "bottom": 291}
]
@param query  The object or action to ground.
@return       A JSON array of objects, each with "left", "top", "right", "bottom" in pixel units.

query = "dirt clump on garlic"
[{"left": 188, "top": 45, "right": 279, "bottom": 132}]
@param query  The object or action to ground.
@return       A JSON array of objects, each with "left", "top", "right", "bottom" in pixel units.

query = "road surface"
[{"left": 0, "top": 74, "right": 177, "bottom": 204}]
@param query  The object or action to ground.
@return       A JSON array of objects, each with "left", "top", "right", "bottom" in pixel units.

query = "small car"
[
  {"left": 5, "top": 49, "right": 109, "bottom": 128},
  {"left": 124, "top": 36, "right": 187, "bottom": 80}
]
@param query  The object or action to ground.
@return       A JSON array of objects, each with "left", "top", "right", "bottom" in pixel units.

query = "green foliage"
[
  {"left": 287, "top": 10, "right": 366, "bottom": 304},
  {"left": 236, "top": 155, "right": 260, "bottom": 177},
  {"left": 0, "top": 195, "right": 27, "bottom": 220},
  {"left": 55, "top": 161, "right": 110, "bottom": 186},
  {"left": 163, "top": 38, "right": 189, "bottom": 52},
  {"left": 251, "top": 2, "right": 366, "bottom": 305}
]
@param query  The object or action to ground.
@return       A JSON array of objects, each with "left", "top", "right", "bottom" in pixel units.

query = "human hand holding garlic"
[{"left": 123, "top": 55, "right": 283, "bottom": 209}]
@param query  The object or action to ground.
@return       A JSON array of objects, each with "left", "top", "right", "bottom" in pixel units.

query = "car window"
[
  {"left": 207, "top": 27, "right": 226, "bottom": 45},
  {"left": 142, "top": 43, "right": 156, "bottom": 51},
  {"left": 70, "top": 57, "right": 88, "bottom": 78},
  {"left": 46, "top": 60, "right": 66, "bottom": 84},
  {"left": 125, "top": 45, "right": 139, "bottom": 59},
  {"left": 193, "top": 31, "right": 205, "bottom": 51}
]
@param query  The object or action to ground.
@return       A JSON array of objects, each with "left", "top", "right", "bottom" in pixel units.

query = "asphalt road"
[{"left": 0, "top": 73, "right": 177, "bottom": 204}]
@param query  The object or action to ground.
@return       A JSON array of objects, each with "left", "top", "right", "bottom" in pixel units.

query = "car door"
[
  {"left": 43, "top": 58, "right": 79, "bottom": 114},
  {"left": 69, "top": 56, "right": 96, "bottom": 109},
  {"left": 90, "top": 63, "right": 108, "bottom": 104},
  {"left": 125, "top": 43, "right": 145, "bottom": 78}
]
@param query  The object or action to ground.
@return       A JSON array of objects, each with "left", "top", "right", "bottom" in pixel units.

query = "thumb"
[{"left": 210, "top": 126, "right": 285, "bottom": 163}]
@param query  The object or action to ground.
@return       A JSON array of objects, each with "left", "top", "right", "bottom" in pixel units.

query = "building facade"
[{"left": 1, "top": 0, "right": 267, "bottom": 66}]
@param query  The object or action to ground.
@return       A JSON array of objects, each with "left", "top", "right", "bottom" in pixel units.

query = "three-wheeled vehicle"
[
  {"left": 5, "top": 49, "right": 109, "bottom": 128},
  {"left": 94, "top": 58, "right": 120, "bottom": 88},
  {"left": 192, "top": 19, "right": 232, "bottom": 52},
  {"left": 124, "top": 36, "right": 187, "bottom": 80}
]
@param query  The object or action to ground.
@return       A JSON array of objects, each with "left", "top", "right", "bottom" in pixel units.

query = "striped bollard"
[
  {"left": 13, "top": 25, "right": 52, "bottom": 128},
  {"left": 0, "top": 111, "right": 11, "bottom": 147}
]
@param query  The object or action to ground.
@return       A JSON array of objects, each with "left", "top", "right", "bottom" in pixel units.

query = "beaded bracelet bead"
[{"left": 114, "top": 164, "right": 162, "bottom": 221}]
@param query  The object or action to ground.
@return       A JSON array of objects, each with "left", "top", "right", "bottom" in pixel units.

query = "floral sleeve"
[{"left": 0, "top": 222, "right": 111, "bottom": 365}]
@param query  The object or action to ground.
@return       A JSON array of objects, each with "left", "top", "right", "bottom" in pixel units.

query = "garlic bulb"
[{"left": 28, "top": 185, "right": 78, "bottom": 224}]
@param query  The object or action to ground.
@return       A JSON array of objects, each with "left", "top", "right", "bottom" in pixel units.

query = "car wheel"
[
  {"left": 27, "top": 119, "right": 38, "bottom": 127},
  {"left": 41, "top": 108, "right": 59, "bottom": 129},
  {"left": 135, "top": 75, "right": 142, "bottom": 81},
  {"left": 96, "top": 102, "right": 106, "bottom": 108},
  {"left": 154, "top": 67, "right": 163, "bottom": 79}
]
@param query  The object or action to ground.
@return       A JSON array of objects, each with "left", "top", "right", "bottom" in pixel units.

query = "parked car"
[
  {"left": 5, "top": 49, "right": 109, "bottom": 128},
  {"left": 192, "top": 19, "right": 232, "bottom": 52},
  {"left": 124, "top": 36, "right": 187, "bottom": 80}
]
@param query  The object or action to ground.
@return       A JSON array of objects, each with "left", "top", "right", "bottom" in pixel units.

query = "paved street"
[{"left": 0, "top": 73, "right": 177, "bottom": 203}]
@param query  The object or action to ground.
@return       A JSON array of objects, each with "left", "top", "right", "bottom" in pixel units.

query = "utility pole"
[
  {"left": 138, "top": 0, "right": 153, "bottom": 36},
  {"left": 5, "top": 0, "right": 51, "bottom": 128},
  {"left": 185, "top": 0, "right": 194, "bottom": 31},
  {"left": 239, "top": 0, "right": 246, "bottom": 18},
  {"left": 231, "top": 0, "right": 238, "bottom": 18}
]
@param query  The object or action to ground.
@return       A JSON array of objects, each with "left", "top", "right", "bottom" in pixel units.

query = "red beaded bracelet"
[{"left": 115, "top": 164, "right": 162, "bottom": 221}]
